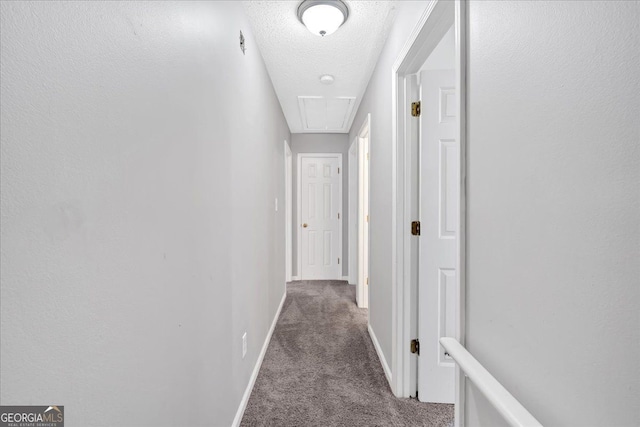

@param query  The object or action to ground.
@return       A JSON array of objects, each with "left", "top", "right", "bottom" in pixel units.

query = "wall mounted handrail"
[{"left": 439, "top": 337, "right": 543, "bottom": 427}]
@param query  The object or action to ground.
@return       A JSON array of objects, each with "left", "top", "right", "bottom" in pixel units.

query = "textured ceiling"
[{"left": 243, "top": 1, "right": 397, "bottom": 133}]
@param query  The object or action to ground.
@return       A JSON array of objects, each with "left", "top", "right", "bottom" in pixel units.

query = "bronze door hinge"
[
  {"left": 411, "top": 101, "right": 421, "bottom": 117},
  {"left": 411, "top": 339, "right": 420, "bottom": 355},
  {"left": 411, "top": 221, "right": 421, "bottom": 236}
]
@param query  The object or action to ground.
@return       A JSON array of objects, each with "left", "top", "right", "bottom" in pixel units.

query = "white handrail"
[{"left": 439, "top": 337, "right": 543, "bottom": 427}]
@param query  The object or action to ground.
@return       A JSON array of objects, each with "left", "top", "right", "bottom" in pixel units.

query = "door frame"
[
  {"left": 357, "top": 114, "right": 371, "bottom": 309},
  {"left": 285, "top": 140, "right": 293, "bottom": 283},
  {"left": 348, "top": 138, "right": 358, "bottom": 287},
  {"left": 296, "top": 153, "right": 343, "bottom": 280},
  {"left": 390, "top": 1, "right": 467, "bottom": 425}
]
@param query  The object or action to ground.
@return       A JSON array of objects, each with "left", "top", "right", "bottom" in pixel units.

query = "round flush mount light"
[
  {"left": 319, "top": 74, "right": 335, "bottom": 84},
  {"left": 297, "top": 0, "right": 349, "bottom": 37}
]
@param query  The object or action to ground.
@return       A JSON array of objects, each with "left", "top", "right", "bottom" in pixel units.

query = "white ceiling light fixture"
[
  {"left": 319, "top": 74, "right": 335, "bottom": 84},
  {"left": 297, "top": 0, "right": 349, "bottom": 37}
]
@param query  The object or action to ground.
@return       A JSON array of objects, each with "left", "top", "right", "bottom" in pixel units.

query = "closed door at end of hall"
[{"left": 300, "top": 156, "right": 341, "bottom": 280}]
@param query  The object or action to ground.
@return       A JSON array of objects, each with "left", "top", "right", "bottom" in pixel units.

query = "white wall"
[
  {"left": 419, "top": 25, "right": 454, "bottom": 72},
  {"left": 352, "top": 0, "right": 639, "bottom": 424},
  {"left": 348, "top": 1, "right": 431, "bottom": 366},
  {"left": 0, "top": 2, "right": 289, "bottom": 426},
  {"left": 291, "top": 133, "right": 349, "bottom": 278},
  {"left": 465, "top": 1, "right": 639, "bottom": 426}
]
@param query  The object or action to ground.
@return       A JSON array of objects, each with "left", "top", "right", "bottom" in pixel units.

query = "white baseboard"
[
  {"left": 231, "top": 291, "right": 287, "bottom": 427},
  {"left": 368, "top": 323, "right": 392, "bottom": 387},
  {"left": 291, "top": 276, "right": 352, "bottom": 282}
]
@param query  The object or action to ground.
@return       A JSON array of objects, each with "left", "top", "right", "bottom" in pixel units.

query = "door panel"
[
  {"left": 300, "top": 156, "right": 341, "bottom": 279},
  {"left": 418, "top": 69, "right": 457, "bottom": 404}
]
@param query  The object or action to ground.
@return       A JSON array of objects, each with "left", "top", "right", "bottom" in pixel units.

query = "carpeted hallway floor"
[{"left": 240, "top": 280, "right": 454, "bottom": 426}]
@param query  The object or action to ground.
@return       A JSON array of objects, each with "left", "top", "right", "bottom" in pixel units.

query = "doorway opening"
[
  {"left": 356, "top": 114, "right": 371, "bottom": 309},
  {"left": 391, "top": 0, "right": 466, "bottom": 425},
  {"left": 348, "top": 138, "right": 358, "bottom": 288},
  {"left": 416, "top": 22, "right": 457, "bottom": 405}
]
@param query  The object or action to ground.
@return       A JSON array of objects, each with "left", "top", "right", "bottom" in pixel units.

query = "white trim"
[
  {"left": 453, "top": 2, "right": 468, "bottom": 425},
  {"left": 440, "top": 338, "right": 543, "bottom": 427},
  {"left": 348, "top": 138, "right": 358, "bottom": 287},
  {"left": 368, "top": 324, "right": 392, "bottom": 386},
  {"left": 390, "top": 0, "right": 467, "bottom": 417},
  {"left": 291, "top": 276, "right": 301, "bottom": 281},
  {"left": 341, "top": 276, "right": 351, "bottom": 282},
  {"left": 284, "top": 140, "right": 293, "bottom": 283},
  {"left": 357, "top": 115, "right": 371, "bottom": 310},
  {"left": 232, "top": 291, "right": 287, "bottom": 427},
  {"left": 296, "top": 153, "right": 301, "bottom": 279},
  {"left": 296, "top": 153, "right": 343, "bottom": 281}
]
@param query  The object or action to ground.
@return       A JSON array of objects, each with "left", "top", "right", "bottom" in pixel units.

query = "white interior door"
[
  {"left": 299, "top": 154, "right": 342, "bottom": 280},
  {"left": 418, "top": 69, "right": 457, "bottom": 403}
]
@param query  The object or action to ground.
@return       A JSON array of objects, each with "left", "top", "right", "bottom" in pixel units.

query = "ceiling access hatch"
[{"left": 297, "top": 96, "right": 356, "bottom": 133}]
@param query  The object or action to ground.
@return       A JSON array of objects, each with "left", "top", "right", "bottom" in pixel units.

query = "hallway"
[
  {"left": 241, "top": 281, "right": 453, "bottom": 427},
  {"left": 1, "top": 1, "right": 639, "bottom": 426}
]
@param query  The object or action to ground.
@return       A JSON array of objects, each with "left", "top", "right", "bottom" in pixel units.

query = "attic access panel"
[{"left": 298, "top": 96, "right": 356, "bottom": 132}]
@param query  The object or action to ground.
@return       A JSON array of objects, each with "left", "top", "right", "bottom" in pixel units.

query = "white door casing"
[
  {"left": 349, "top": 139, "right": 358, "bottom": 288},
  {"left": 298, "top": 154, "right": 342, "bottom": 280},
  {"left": 407, "top": 74, "right": 421, "bottom": 399},
  {"left": 418, "top": 68, "right": 457, "bottom": 403},
  {"left": 285, "top": 141, "right": 293, "bottom": 283},
  {"left": 357, "top": 116, "right": 370, "bottom": 309}
]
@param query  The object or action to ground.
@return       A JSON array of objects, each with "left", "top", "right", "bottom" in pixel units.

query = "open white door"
[
  {"left": 298, "top": 154, "right": 342, "bottom": 280},
  {"left": 418, "top": 68, "right": 457, "bottom": 403}
]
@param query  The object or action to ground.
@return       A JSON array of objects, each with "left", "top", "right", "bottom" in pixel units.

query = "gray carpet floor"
[{"left": 240, "top": 280, "right": 454, "bottom": 427}]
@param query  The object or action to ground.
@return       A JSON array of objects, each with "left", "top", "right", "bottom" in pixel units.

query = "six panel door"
[
  {"left": 418, "top": 69, "right": 458, "bottom": 404},
  {"left": 300, "top": 156, "right": 341, "bottom": 280}
]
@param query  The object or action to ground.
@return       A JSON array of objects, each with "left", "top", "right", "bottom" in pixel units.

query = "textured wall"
[
  {"left": 0, "top": 2, "right": 289, "bottom": 425},
  {"left": 465, "top": 1, "right": 640, "bottom": 425},
  {"left": 291, "top": 133, "right": 350, "bottom": 277},
  {"left": 348, "top": 1, "right": 431, "bottom": 369}
]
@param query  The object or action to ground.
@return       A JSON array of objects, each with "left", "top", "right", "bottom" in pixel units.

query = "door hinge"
[
  {"left": 411, "top": 339, "right": 420, "bottom": 355},
  {"left": 338, "top": 212, "right": 340, "bottom": 219},
  {"left": 366, "top": 214, "right": 369, "bottom": 223},
  {"left": 338, "top": 258, "right": 340, "bottom": 264},
  {"left": 338, "top": 167, "right": 340, "bottom": 174},
  {"left": 411, "top": 221, "right": 421, "bottom": 236},
  {"left": 411, "top": 101, "right": 421, "bottom": 117},
  {"left": 366, "top": 277, "right": 369, "bottom": 285},
  {"left": 367, "top": 152, "right": 370, "bottom": 161}
]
